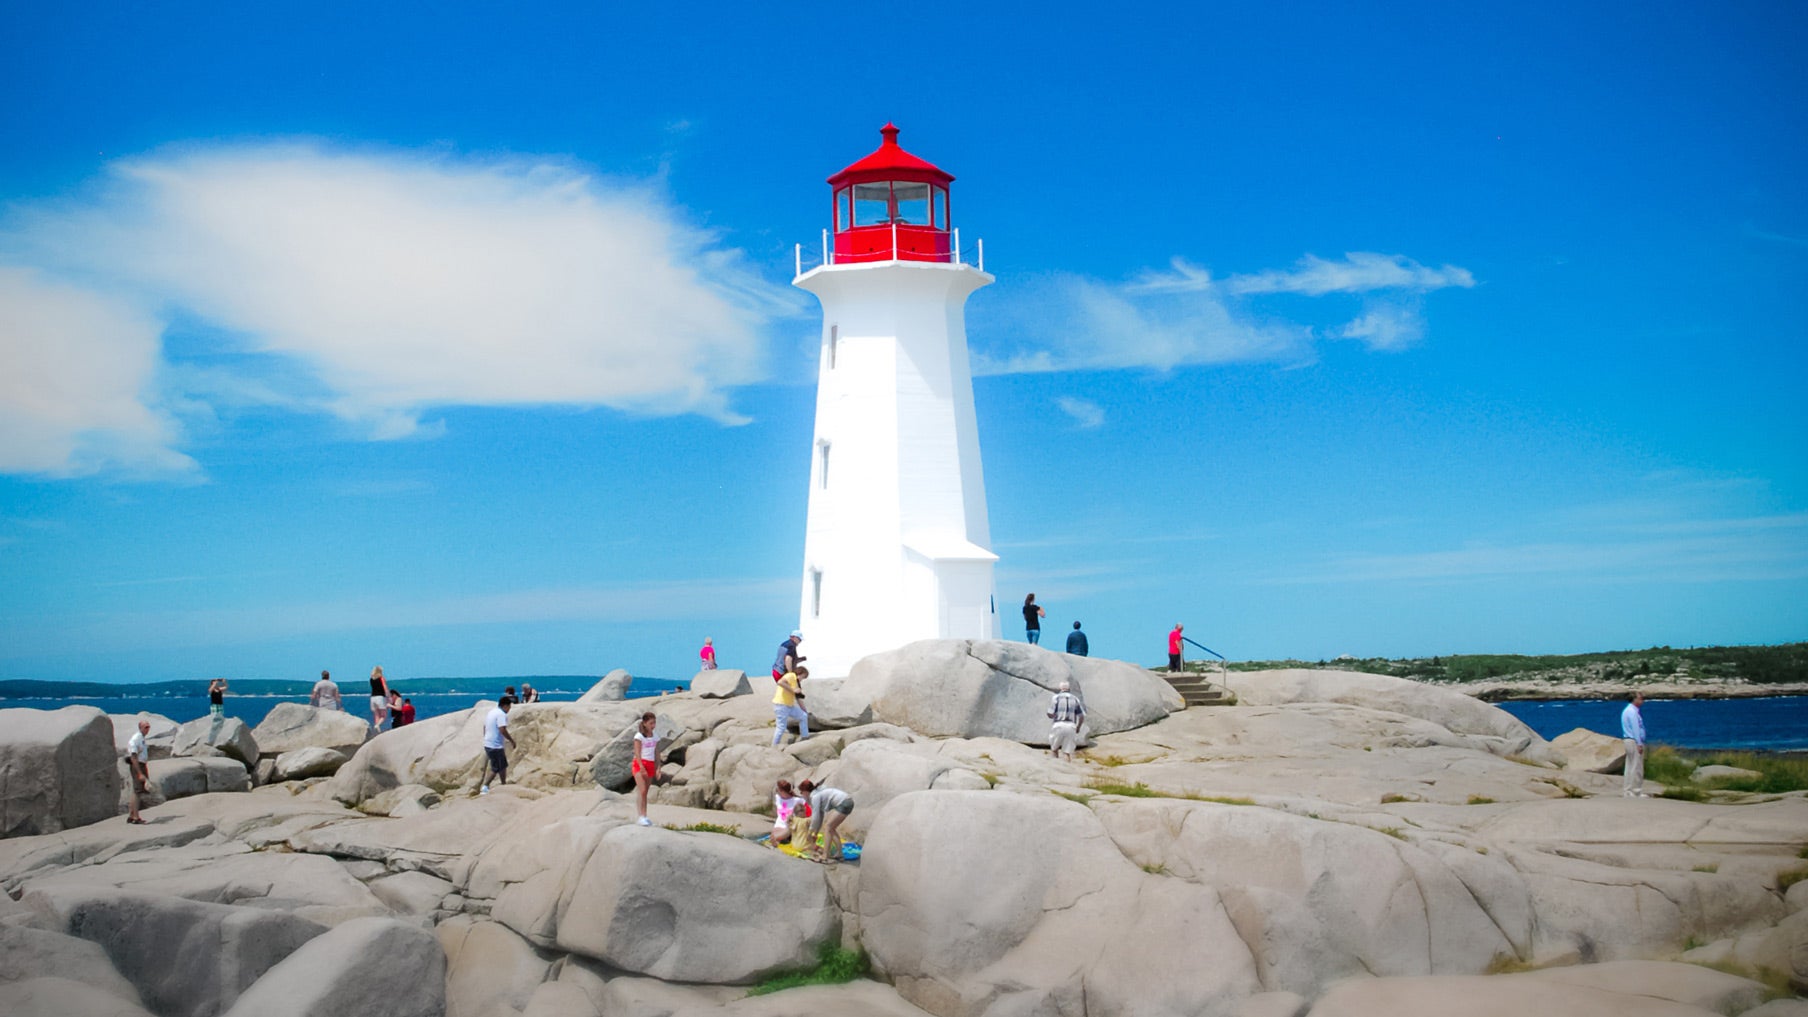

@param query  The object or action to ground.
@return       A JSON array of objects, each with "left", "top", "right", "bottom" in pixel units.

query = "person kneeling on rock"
[
  {"left": 770, "top": 779, "right": 809, "bottom": 846},
  {"left": 798, "top": 779, "right": 852, "bottom": 864}
]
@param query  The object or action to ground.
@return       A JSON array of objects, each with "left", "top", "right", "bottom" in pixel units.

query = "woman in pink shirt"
[
  {"left": 1168, "top": 624, "right": 1185, "bottom": 672},
  {"left": 699, "top": 637, "right": 717, "bottom": 670}
]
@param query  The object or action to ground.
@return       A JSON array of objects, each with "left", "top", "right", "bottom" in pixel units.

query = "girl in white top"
[{"left": 632, "top": 712, "right": 659, "bottom": 827}]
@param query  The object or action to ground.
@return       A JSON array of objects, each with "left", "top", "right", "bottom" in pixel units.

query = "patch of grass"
[
  {"left": 1660, "top": 786, "right": 1708, "bottom": 802},
  {"left": 1475, "top": 846, "right": 1489, "bottom": 855},
  {"left": 1466, "top": 795, "right": 1496, "bottom": 805},
  {"left": 1378, "top": 826, "right": 1406, "bottom": 840},
  {"left": 1692, "top": 864, "right": 1719, "bottom": 874},
  {"left": 1379, "top": 793, "right": 1412, "bottom": 804},
  {"left": 667, "top": 822, "right": 743, "bottom": 837},
  {"left": 1778, "top": 867, "right": 1808, "bottom": 893},
  {"left": 1485, "top": 953, "right": 1534, "bottom": 975},
  {"left": 1537, "top": 778, "right": 1589, "bottom": 799},
  {"left": 1684, "top": 958, "right": 1795, "bottom": 1001},
  {"left": 1141, "top": 862, "right": 1167, "bottom": 875},
  {"left": 978, "top": 771, "right": 1002, "bottom": 788},
  {"left": 1643, "top": 745, "right": 1697, "bottom": 785},
  {"left": 1686, "top": 750, "right": 1808, "bottom": 794},
  {"left": 1799, "top": 845, "right": 1808, "bottom": 860},
  {"left": 1053, "top": 790, "right": 1095, "bottom": 805},
  {"left": 1086, "top": 753, "right": 1134, "bottom": 767},
  {"left": 1085, "top": 780, "right": 1161, "bottom": 798},
  {"left": 1192, "top": 794, "right": 1256, "bottom": 806},
  {"left": 1363, "top": 746, "right": 1372, "bottom": 752},
  {"left": 746, "top": 942, "right": 869, "bottom": 997}
]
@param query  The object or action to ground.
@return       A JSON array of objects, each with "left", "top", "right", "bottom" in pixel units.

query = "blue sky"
[{"left": 2, "top": 3, "right": 1804, "bottom": 683}]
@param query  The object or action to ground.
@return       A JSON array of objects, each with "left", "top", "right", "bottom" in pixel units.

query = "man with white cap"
[
  {"left": 1047, "top": 682, "right": 1085, "bottom": 762},
  {"left": 773, "top": 630, "right": 805, "bottom": 682}
]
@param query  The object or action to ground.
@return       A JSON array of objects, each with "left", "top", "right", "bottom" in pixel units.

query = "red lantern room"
[{"left": 828, "top": 124, "right": 954, "bottom": 265}]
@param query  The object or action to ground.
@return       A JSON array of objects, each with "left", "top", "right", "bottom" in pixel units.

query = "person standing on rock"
[
  {"left": 397, "top": 697, "right": 416, "bottom": 726},
  {"left": 774, "top": 631, "right": 804, "bottom": 682},
  {"left": 520, "top": 683, "right": 539, "bottom": 703},
  {"left": 368, "top": 666, "right": 391, "bottom": 731},
  {"left": 798, "top": 779, "right": 853, "bottom": 864},
  {"left": 208, "top": 678, "right": 228, "bottom": 719},
  {"left": 700, "top": 637, "right": 718, "bottom": 670},
  {"left": 773, "top": 665, "right": 810, "bottom": 746},
  {"left": 310, "top": 670, "right": 342, "bottom": 711},
  {"left": 1621, "top": 692, "right": 1648, "bottom": 798},
  {"left": 1023, "top": 594, "right": 1046, "bottom": 644},
  {"left": 125, "top": 718, "right": 151, "bottom": 824},
  {"left": 1168, "top": 624, "right": 1185, "bottom": 672},
  {"left": 632, "top": 711, "right": 660, "bottom": 826},
  {"left": 387, "top": 689, "right": 404, "bottom": 727},
  {"left": 1065, "top": 621, "right": 1089, "bottom": 656},
  {"left": 1047, "top": 681, "right": 1085, "bottom": 762},
  {"left": 481, "top": 696, "right": 516, "bottom": 795}
]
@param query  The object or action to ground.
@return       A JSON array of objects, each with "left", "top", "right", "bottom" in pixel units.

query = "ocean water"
[
  {"left": 1497, "top": 696, "right": 1808, "bottom": 752},
  {"left": 15, "top": 681, "right": 686, "bottom": 730}
]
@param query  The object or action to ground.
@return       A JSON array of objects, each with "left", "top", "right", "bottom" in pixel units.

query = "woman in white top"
[
  {"left": 632, "top": 712, "right": 659, "bottom": 827},
  {"left": 798, "top": 779, "right": 853, "bottom": 863},
  {"left": 770, "top": 779, "right": 808, "bottom": 845}
]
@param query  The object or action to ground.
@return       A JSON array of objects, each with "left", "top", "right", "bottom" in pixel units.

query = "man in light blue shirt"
[{"left": 1621, "top": 692, "right": 1647, "bottom": 798}]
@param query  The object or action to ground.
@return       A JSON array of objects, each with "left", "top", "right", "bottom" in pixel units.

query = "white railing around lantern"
[{"left": 792, "top": 229, "right": 986, "bottom": 279}]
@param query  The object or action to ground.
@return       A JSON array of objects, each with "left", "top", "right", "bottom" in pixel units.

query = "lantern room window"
[
  {"left": 892, "top": 182, "right": 929, "bottom": 225},
  {"left": 852, "top": 183, "right": 890, "bottom": 226}
]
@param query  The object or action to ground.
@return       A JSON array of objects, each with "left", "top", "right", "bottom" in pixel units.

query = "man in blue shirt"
[
  {"left": 1620, "top": 692, "right": 1647, "bottom": 798},
  {"left": 1065, "top": 621, "right": 1089, "bottom": 656}
]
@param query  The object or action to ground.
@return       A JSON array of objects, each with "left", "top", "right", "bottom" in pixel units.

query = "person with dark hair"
[
  {"left": 208, "top": 678, "right": 228, "bottom": 718},
  {"left": 770, "top": 779, "right": 808, "bottom": 845},
  {"left": 397, "top": 697, "right": 416, "bottom": 726},
  {"left": 632, "top": 712, "right": 660, "bottom": 826},
  {"left": 1065, "top": 621, "right": 1088, "bottom": 656},
  {"left": 798, "top": 779, "right": 854, "bottom": 864},
  {"left": 480, "top": 696, "right": 515, "bottom": 794},
  {"left": 1621, "top": 692, "right": 1648, "bottom": 798},
  {"left": 1022, "top": 594, "right": 1046, "bottom": 644},
  {"left": 310, "top": 670, "right": 342, "bottom": 711}
]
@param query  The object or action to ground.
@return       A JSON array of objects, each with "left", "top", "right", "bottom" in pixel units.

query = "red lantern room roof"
[{"left": 827, "top": 124, "right": 954, "bottom": 188}]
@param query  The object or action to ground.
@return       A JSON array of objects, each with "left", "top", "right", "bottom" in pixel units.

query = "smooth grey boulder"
[
  {"left": 539, "top": 825, "right": 838, "bottom": 983},
  {"left": 0, "top": 976, "right": 158, "bottom": 1017},
  {"left": 367, "top": 870, "right": 453, "bottom": 915},
  {"left": 221, "top": 917, "right": 446, "bottom": 1017},
  {"left": 858, "top": 790, "right": 1259, "bottom": 1016},
  {"left": 0, "top": 924, "right": 145, "bottom": 1005},
  {"left": 271, "top": 747, "right": 350, "bottom": 782},
  {"left": 1553, "top": 727, "right": 1626, "bottom": 773},
  {"left": 839, "top": 639, "right": 1182, "bottom": 741},
  {"left": 327, "top": 708, "right": 483, "bottom": 805},
  {"left": 590, "top": 712, "right": 682, "bottom": 791},
  {"left": 1694, "top": 764, "right": 1763, "bottom": 784},
  {"left": 251, "top": 703, "right": 369, "bottom": 760},
  {"left": 145, "top": 756, "right": 251, "bottom": 800},
  {"left": 692, "top": 667, "right": 751, "bottom": 698},
  {"left": 797, "top": 677, "right": 873, "bottom": 728},
  {"left": 0, "top": 706, "right": 123, "bottom": 837},
  {"left": 172, "top": 715, "right": 260, "bottom": 767},
  {"left": 578, "top": 668, "right": 633, "bottom": 702},
  {"left": 358, "top": 783, "right": 443, "bottom": 817},
  {"left": 110, "top": 713, "right": 178, "bottom": 759},
  {"left": 24, "top": 885, "right": 326, "bottom": 1017},
  {"left": 1307, "top": 961, "right": 1767, "bottom": 1016},
  {"left": 441, "top": 917, "right": 553, "bottom": 1017}
]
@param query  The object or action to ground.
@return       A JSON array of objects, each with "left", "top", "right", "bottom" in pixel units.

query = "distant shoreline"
[{"left": 1449, "top": 680, "right": 1808, "bottom": 702}]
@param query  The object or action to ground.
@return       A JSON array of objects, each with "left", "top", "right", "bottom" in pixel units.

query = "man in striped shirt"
[{"left": 1047, "top": 682, "right": 1085, "bottom": 762}]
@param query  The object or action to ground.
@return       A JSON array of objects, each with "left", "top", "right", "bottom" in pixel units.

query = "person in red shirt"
[
  {"left": 397, "top": 698, "right": 416, "bottom": 726},
  {"left": 1168, "top": 624, "right": 1185, "bottom": 672}
]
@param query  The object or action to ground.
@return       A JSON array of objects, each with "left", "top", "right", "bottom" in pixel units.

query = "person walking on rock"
[
  {"left": 1168, "top": 624, "right": 1185, "bottom": 672},
  {"left": 799, "top": 779, "right": 853, "bottom": 863},
  {"left": 632, "top": 712, "right": 660, "bottom": 826},
  {"left": 700, "top": 637, "right": 718, "bottom": 670},
  {"left": 773, "top": 666, "right": 810, "bottom": 746},
  {"left": 1065, "top": 621, "right": 1089, "bottom": 656},
  {"left": 310, "top": 670, "right": 342, "bottom": 711},
  {"left": 368, "top": 666, "right": 391, "bottom": 731},
  {"left": 481, "top": 696, "right": 516, "bottom": 794},
  {"left": 208, "top": 678, "right": 228, "bottom": 719},
  {"left": 1621, "top": 692, "right": 1648, "bottom": 798},
  {"left": 773, "top": 631, "right": 804, "bottom": 682},
  {"left": 1047, "top": 681, "right": 1085, "bottom": 762},
  {"left": 125, "top": 718, "right": 151, "bottom": 824},
  {"left": 1023, "top": 594, "right": 1046, "bottom": 645}
]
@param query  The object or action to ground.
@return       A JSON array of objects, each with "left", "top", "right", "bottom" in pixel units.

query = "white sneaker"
[
  {"left": 480, "top": 785, "right": 490, "bottom": 795},
  {"left": 637, "top": 816, "right": 652, "bottom": 827}
]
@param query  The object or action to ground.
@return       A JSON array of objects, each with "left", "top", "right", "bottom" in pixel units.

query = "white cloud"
[
  {"left": 1224, "top": 252, "right": 1475, "bottom": 296},
  {"left": 1055, "top": 395, "right": 1105, "bottom": 429},
  {"left": 974, "top": 252, "right": 1474, "bottom": 375},
  {"left": 0, "top": 266, "right": 195, "bottom": 476},
  {"left": 1, "top": 141, "right": 801, "bottom": 475}
]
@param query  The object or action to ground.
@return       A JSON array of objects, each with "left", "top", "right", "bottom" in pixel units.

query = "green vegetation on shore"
[
  {"left": 1219, "top": 642, "right": 1808, "bottom": 687},
  {"left": 746, "top": 943, "right": 869, "bottom": 997}
]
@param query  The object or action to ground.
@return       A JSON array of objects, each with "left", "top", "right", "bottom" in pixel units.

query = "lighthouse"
[{"left": 791, "top": 124, "right": 999, "bottom": 679}]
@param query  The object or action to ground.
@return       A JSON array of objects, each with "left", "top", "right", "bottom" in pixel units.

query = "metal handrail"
[{"left": 1179, "top": 636, "right": 1232, "bottom": 697}]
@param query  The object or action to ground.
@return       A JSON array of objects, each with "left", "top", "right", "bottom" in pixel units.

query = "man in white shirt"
[
  {"left": 1046, "top": 682, "right": 1085, "bottom": 762},
  {"left": 126, "top": 718, "right": 151, "bottom": 824},
  {"left": 1621, "top": 692, "right": 1648, "bottom": 798},
  {"left": 310, "top": 670, "right": 342, "bottom": 711},
  {"left": 481, "top": 697, "right": 516, "bottom": 794}
]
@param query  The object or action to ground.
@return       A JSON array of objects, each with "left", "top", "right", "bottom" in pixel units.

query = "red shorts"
[{"left": 632, "top": 757, "right": 658, "bottom": 779}]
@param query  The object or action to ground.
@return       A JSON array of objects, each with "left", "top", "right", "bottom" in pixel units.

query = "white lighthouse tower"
[{"left": 791, "top": 124, "right": 998, "bottom": 679}]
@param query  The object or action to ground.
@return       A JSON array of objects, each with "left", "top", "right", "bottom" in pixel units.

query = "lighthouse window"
[
  {"left": 810, "top": 568, "right": 823, "bottom": 618},
  {"left": 935, "top": 186, "right": 949, "bottom": 229},
  {"left": 892, "top": 182, "right": 929, "bottom": 225},
  {"left": 818, "top": 440, "right": 831, "bottom": 489},
  {"left": 836, "top": 189, "right": 850, "bottom": 231},
  {"left": 828, "top": 325, "right": 838, "bottom": 369},
  {"left": 852, "top": 183, "right": 890, "bottom": 226}
]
